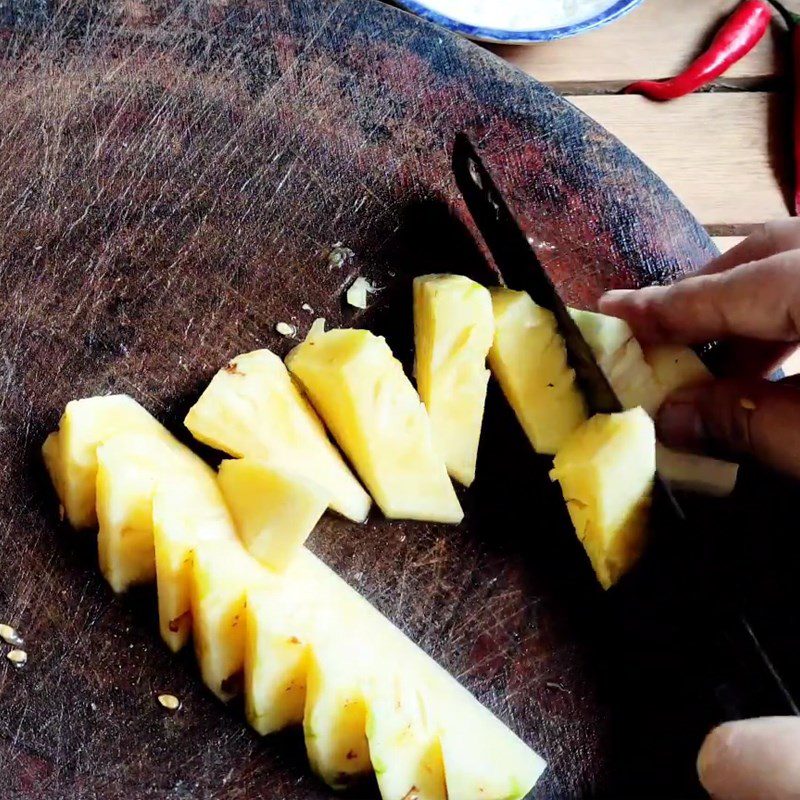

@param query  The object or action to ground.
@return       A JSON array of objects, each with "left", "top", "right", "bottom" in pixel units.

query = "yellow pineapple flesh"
[
  {"left": 489, "top": 288, "right": 587, "bottom": 455},
  {"left": 285, "top": 326, "right": 463, "bottom": 524},
  {"left": 413, "top": 274, "right": 494, "bottom": 487},
  {"left": 184, "top": 350, "right": 371, "bottom": 523},
  {"left": 95, "top": 431, "right": 214, "bottom": 593},
  {"left": 152, "top": 477, "right": 238, "bottom": 652},
  {"left": 217, "top": 458, "right": 328, "bottom": 572},
  {"left": 44, "top": 395, "right": 172, "bottom": 529},
  {"left": 550, "top": 408, "right": 656, "bottom": 589}
]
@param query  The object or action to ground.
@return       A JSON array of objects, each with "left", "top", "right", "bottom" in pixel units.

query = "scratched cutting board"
[{"left": 0, "top": 0, "right": 755, "bottom": 797}]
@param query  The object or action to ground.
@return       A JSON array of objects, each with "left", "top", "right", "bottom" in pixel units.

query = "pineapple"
[
  {"left": 95, "top": 431, "right": 214, "bottom": 593},
  {"left": 569, "top": 308, "right": 664, "bottom": 415},
  {"left": 550, "top": 408, "right": 656, "bottom": 589},
  {"left": 570, "top": 309, "right": 737, "bottom": 496},
  {"left": 191, "top": 540, "right": 269, "bottom": 700},
  {"left": 489, "top": 289, "right": 587, "bottom": 455},
  {"left": 304, "top": 635, "right": 373, "bottom": 789},
  {"left": 365, "top": 674, "right": 447, "bottom": 800},
  {"left": 185, "top": 350, "right": 371, "bottom": 523},
  {"left": 43, "top": 395, "right": 171, "bottom": 529},
  {"left": 217, "top": 458, "right": 328, "bottom": 572},
  {"left": 413, "top": 274, "right": 494, "bottom": 487},
  {"left": 643, "top": 343, "right": 712, "bottom": 394},
  {"left": 285, "top": 326, "right": 463, "bottom": 524},
  {"left": 152, "top": 478, "right": 238, "bottom": 651},
  {"left": 245, "top": 579, "right": 317, "bottom": 735}
]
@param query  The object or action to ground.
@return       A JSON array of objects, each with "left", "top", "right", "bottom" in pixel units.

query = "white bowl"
[{"left": 395, "top": 0, "right": 644, "bottom": 43}]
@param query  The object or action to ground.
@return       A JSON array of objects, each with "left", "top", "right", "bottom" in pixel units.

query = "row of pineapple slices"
[{"left": 41, "top": 275, "right": 730, "bottom": 799}]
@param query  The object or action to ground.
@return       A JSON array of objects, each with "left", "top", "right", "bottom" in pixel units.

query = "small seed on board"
[
  {"left": 0, "top": 624, "right": 23, "bottom": 647},
  {"left": 7, "top": 649, "right": 27, "bottom": 666},
  {"left": 740, "top": 398, "right": 757, "bottom": 411},
  {"left": 157, "top": 693, "right": 181, "bottom": 711}
]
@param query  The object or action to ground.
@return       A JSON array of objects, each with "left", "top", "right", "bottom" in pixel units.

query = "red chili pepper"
[
  {"left": 624, "top": 1, "right": 773, "bottom": 101},
  {"left": 770, "top": 1, "right": 800, "bottom": 216}
]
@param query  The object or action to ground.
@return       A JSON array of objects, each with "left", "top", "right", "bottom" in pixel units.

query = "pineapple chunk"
[
  {"left": 413, "top": 274, "right": 494, "bottom": 487},
  {"left": 286, "top": 327, "right": 463, "bottom": 524},
  {"left": 43, "top": 395, "right": 171, "bottom": 529},
  {"left": 570, "top": 309, "right": 737, "bottom": 495},
  {"left": 489, "top": 289, "right": 587, "bottom": 455},
  {"left": 95, "top": 431, "right": 214, "bottom": 593},
  {"left": 304, "top": 636, "right": 373, "bottom": 789},
  {"left": 152, "top": 478, "right": 237, "bottom": 651},
  {"left": 218, "top": 458, "right": 328, "bottom": 572},
  {"left": 245, "top": 580, "right": 318, "bottom": 735},
  {"left": 185, "top": 350, "right": 371, "bottom": 523},
  {"left": 550, "top": 409, "right": 656, "bottom": 589},
  {"left": 569, "top": 308, "right": 664, "bottom": 415},
  {"left": 643, "top": 343, "right": 712, "bottom": 395},
  {"left": 365, "top": 674, "right": 447, "bottom": 800},
  {"left": 191, "top": 540, "right": 268, "bottom": 700}
]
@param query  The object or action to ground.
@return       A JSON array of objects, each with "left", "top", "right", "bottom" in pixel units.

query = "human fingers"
[
  {"left": 656, "top": 377, "right": 800, "bottom": 480},
  {"left": 697, "top": 716, "right": 800, "bottom": 800},
  {"left": 598, "top": 251, "right": 800, "bottom": 346}
]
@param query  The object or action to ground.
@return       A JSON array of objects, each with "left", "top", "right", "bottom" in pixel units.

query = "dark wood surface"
[{"left": 0, "top": 0, "right": 780, "bottom": 797}]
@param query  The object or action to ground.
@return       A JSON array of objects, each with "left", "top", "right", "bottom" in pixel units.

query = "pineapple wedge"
[
  {"left": 413, "top": 274, "right": 494, "bottom": 487},
  {"left": 569, "top": 308, "right": 664, "bottom": 415},
  {"left": 570, "top": 309, "right": 738, "bottom": 496},
  {"left": 218, "top": 458, "right": 328, "bottom": 572},
  {"left": 191, "top": 540, "right": 269, "bottom": 700},
  {"left": 550, "top": 408, "right": 656, "bottom": 589},
  {"left": 43, "top": 395, "right": 172, "bottom": 529},
  {"left": 489, "top": 288, "right": 587, "bottom": 455},
  {"left": 184, "top": 350, "right": 371, "bottom": 523},
  {"left": 286, "top": 326, "right": 463, "bottom": 524},
  {"left": 365, "top": 674, "right": 447, "bottom": 800},
  {"left": 95, "top": 431, "right": 215, "bottom": 593},
  {"left": 152, "top": 478, "right": 238, "bottom": 651},
  {"left": 304, "top": 635, "right": 373, "bottom": 789}
]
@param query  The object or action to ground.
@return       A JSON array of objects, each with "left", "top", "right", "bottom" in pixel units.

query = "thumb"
[
  {"left": 698, "top": 717, "right": 800, "bottom": 800},
  {"left": 656, "top": 378, "right": 800, "bottom": 480}
]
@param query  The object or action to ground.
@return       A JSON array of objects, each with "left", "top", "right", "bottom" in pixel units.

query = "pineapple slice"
[
  {"left": 489, "top": 289, "right": 587, "bottom": 455},
  {"left": 218, "top": 458, "right": 328, "bottom": 572},
  {"left": 569, "top": 308, "right": 664, "bottom": 415},
  {"left": 286, "top": 326, "right": 463, "bottom": 524},
  {"left": 43, "top": 395, "right": 171, "bottom": 529},
  {"left": 152, "top": 478, "right": 238, "bottom": 651},
  {"left": 413, "top": 274, "right": 494, "bottom": 487},
  {"left": 643, "top": 343, "right": 712, "bottom": 394},
  {"left": 550, "top": 408, "right": 656, "bottom": 589},
  {"left": 365, "top": 674, "right": 447, "bottom": 800},
  {"left": 245, "top": 580, "right": 318, "bottom": 735},
  {"left": 191, "top": 540, "right": 269, "bottom": 700},
  {"left": 95, "top": 431, "right": 214, "bottom": 593},
  {"left": 184, "top": 350, "right": 371, "bottom": 523},
  {"left": 571, "top": 309, "right": 737, "bottom": 496},
  {"left": 304, "top": 635, "right": 373, "bottom": 789}
]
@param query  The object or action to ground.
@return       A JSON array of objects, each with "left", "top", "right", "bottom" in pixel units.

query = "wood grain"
[
  {"left": 494, "top": 0, "right": 786, "bottom": 92},
  {"left": 572, "top": 93, "right": 792, "bottom": 231}
]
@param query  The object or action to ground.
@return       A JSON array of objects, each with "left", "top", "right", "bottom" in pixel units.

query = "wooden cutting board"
[{"left": 0, "top": 0, "right": 751, "bottom": 797}]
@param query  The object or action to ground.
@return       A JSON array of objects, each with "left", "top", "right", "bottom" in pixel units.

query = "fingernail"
[
  {"left": 598, "top": 289, "right": 635, "bottom": 311},
  {"left": 656, "top": 399, "right": 706, "bottom": 446}
]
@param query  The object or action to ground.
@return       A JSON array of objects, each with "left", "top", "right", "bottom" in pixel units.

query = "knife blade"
[{"left": 452, "top": 131, "right": 800, "bottom": 720}]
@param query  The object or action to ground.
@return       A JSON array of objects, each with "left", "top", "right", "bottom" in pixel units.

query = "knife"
[{"left": 452, "top": 131, "right": 800, "bottom": 721}]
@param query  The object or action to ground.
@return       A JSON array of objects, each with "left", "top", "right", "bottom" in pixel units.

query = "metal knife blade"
[
  {"left": 452, "top": 132, "right": 621, "bottom": 417},
  {"left": 452, "top": 130, "right": 800, "bottom": 719}
]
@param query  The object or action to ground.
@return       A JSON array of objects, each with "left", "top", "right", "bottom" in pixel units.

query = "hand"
[
  {"left": 599, "top": 220, "right": 800, "bottom": 799},
  {"left": 599, "top": 219, "right": 800, "bottom": 480},
  {"left": 696, "top": 717, "right": 800, "bottom": 800}
]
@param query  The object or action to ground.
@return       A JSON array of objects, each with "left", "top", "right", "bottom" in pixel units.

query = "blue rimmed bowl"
[{"left": 394, "top": 0, "right": 644, "bottom": 43}]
